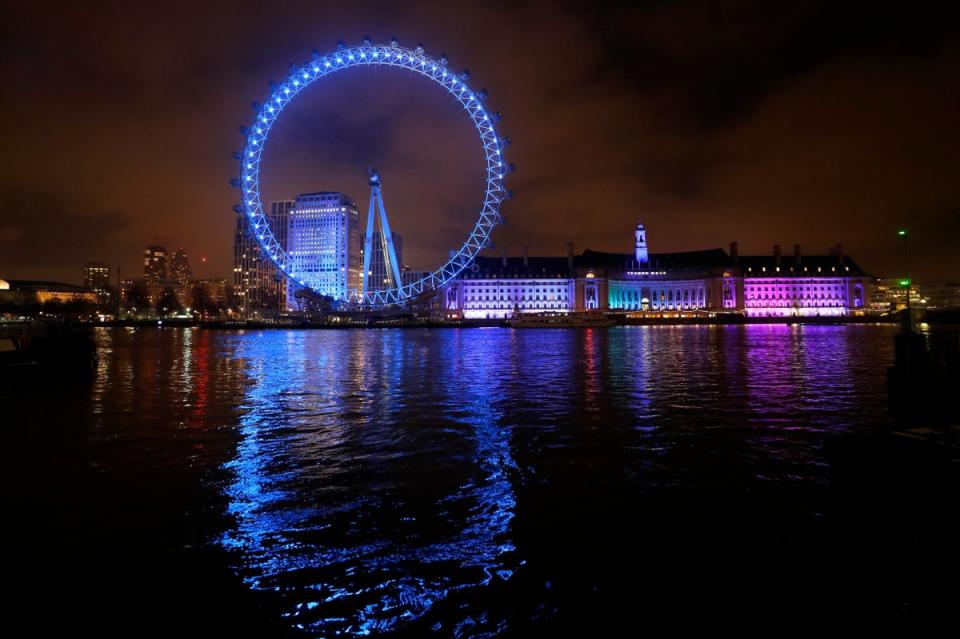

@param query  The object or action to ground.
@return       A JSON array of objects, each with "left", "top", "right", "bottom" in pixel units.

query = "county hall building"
[{"left": 442, "top": 221, "right": 869, "bottom": 319}]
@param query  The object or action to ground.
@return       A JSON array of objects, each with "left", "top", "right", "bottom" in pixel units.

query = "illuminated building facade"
[
  {"left": 1, "top": 280, "right": 97, "bottom": 307},
  {"left": 83, "top": 262, "right": 113, "bottom": 309},
  {"left": 444, "top": 253, "right": 576, "bottom": 319},
  {"left": 170, "top": 248, "right": 192, "bottom": 284},
  {"left": 286, "top": 192, "right": 361, "bottom": 306},
  {"left": 143, "top": 246, "right": 168, "bottom": 283},
  {"left": 443, "top": 222, "right": 869, "bottom": 319},
  {"left": 870, "top": 278, "right": 960, "bottom": 312},
  {"left": 270, "top": 200, "right": 293, "bottom": 261},
  {"left": 233, "top": 215, "right": 269, "bottom": 313},
  {"left": 739, "top": 245, "right": 867, "bottom": 317},
  {"left": 233, "top": 200, "right": 292, "bottom": 316},
  {"left": 870, "top": 278, "right": 914, "bottom": 312},
  {"left": 269, "top": 200, "right": 293, "bottom": 308}
]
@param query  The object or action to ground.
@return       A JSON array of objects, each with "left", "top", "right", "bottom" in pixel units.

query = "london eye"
[{"left": 234, "top": 38, "right": 511, "bottom": 308}]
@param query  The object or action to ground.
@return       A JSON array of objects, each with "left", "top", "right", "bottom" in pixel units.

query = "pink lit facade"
[
  {"left": 739, "top": 248, "right": 868, "bottom": 317},
  {"left": 743, "top": 277, "right": 866, "bottom": 317}
]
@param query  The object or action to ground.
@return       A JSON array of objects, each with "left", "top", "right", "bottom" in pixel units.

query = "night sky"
[{"left": 2, "top": 1, "right": 958, "bottom": 284}]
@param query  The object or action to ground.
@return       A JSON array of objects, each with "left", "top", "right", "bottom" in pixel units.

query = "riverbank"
[
  {"left": 0, "top": 323, "right": 98, "bottom": 379},
  {"left": 39, "top": 314, "right": 903, "bottom": 330}
]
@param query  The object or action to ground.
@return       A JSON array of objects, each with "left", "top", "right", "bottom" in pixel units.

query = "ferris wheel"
[{"left": 233, "top": 37, "right": 513, "bottom": 308}]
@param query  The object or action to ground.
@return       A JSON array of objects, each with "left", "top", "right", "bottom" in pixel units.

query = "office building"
[{"left": 286, "top": 192, "right": 361, "bottom": 306}]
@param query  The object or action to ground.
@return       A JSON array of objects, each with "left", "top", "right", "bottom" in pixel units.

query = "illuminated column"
[{"left": 361, "top": 168, "right": 404, "bottom": 298}]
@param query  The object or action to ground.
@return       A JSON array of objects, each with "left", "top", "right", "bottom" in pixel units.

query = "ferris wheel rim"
[{"left": 236, "top": 41, "right": 508, "bottom": 308}]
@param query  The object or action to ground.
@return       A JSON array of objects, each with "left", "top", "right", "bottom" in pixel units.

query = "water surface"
[{"left": 11, "top": 325, "right": 935, "bottom": 634}]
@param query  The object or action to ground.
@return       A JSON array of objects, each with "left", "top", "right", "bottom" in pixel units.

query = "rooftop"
[
  {"left": 738, "top": 254, "right": 866, "bottom": 276},
  {"left": 460, "top": 247, "right": 868, "bottom": 279},
  {"left": 578, "top": 248, "right": 734, "bottom": 272}
]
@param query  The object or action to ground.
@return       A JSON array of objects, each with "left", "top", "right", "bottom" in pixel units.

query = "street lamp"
[{"left": 898, "top": 228, "right": 911, "bottom": 330}]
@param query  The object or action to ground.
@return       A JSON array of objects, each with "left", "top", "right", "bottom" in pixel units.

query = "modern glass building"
[{"left": 286, "top": 192, "right": 361, "bottom": 306}]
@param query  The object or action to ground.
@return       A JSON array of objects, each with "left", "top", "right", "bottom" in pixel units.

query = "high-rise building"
[
  {"left": 270, "top": 200, "right": 294, "bottom": 306},
  {"left": 366, "top": 230, "right": 404, "bottom": 292},
  {"left": 83, "top": 262, "right": 112, "bottom": 310},
  {"left": 271, "top": 200, "right": 293, "bottom": 255},
  {"left": 232, "top": 200, "right": 294, "bottom": 316},
  {"left": 233, "top": 216, "right": 271, "bottom": 315},
  {"left": 143, "top": 246, "right": 168, "bottom": 283},
  {"left": 287, "top": 192, "right": 360, "bottom": 306},
  {"left": 170, "top": 248, "right": 192, "bottom": 284}
]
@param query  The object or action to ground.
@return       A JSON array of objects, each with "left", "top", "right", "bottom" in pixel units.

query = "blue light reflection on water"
[
  {"left": 210, "top": 324, "right": 896, "bottom": 636},
  {"left": 220, "top": 330, "right": 519, "bottom": 636}
]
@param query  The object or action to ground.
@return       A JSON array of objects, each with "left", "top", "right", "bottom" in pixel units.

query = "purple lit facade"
[
  {"left": 739, "top": 246, "right": 867, "bottom": 317},
  {"left": 442, "top": 223, "right": 869, "bottom": 318}
]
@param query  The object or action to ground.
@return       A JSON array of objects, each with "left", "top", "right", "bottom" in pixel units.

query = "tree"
[
  {"left": 225, "top": 284, "right": 243, "bottom": 313},
  {"left": 0, "top": 293, "right": 40, "bottom": 318},
  {"left": 191, "top": 283, "right": 216, "bottom": 317},
  {"left": 126, "top": 282, "right": 152, "bottom": 316},
  {"left": 157, "top": 287, "right": 182, "bottom": 316}
]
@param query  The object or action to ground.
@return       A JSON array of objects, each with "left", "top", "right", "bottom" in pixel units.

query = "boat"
[{"left": 508, "top": 311, "right": 617, "bottom": 328}]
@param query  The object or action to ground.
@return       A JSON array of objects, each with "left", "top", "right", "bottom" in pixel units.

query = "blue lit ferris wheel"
[{"left": 234, "top": 38, "right": 512, "bottom": 308}]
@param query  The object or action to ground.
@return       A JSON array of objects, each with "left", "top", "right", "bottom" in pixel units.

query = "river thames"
[{"left": 7, "top": 324, "right": 954, "bottom": 634}]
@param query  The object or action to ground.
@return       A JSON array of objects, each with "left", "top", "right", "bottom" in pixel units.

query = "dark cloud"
[
  {"left": 1, "top": 0, "right": 958, "bottom": 284},
  {"left": 0, "top": 189, "right": 131, "bottom": 281}
]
